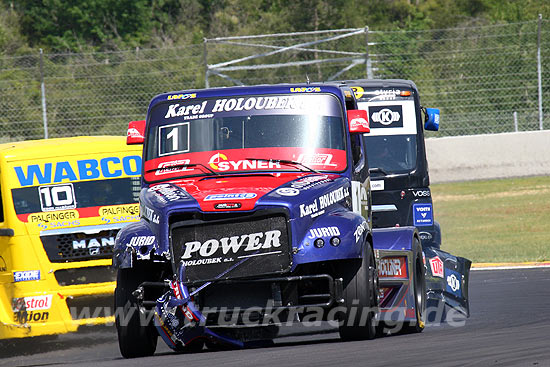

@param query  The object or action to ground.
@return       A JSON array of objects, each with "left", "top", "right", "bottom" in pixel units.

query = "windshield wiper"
[
  {"left": 246, "top": 157, "right": 321, "bottom": 174},
  {"left": 146, "top": 163, "right": 219, "bottom": 176},
  {"left": 368, "top": 167, "right": 389, "bottom": 176}
]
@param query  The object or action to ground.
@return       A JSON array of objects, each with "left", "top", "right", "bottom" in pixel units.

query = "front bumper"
[
  {"left": 148, "top": 273, "right": 343, "bottom": 349},
  {"left": 1, "top": 281, "right": 115, "bottom": 339}
]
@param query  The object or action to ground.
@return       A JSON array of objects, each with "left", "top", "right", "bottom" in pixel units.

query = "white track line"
[{"left": 472, "top": 264, "right": 550, "bottom": 271}]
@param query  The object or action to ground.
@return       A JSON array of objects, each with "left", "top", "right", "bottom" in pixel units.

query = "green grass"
[{"left": 431, "top": 175, "right": 550, "bottom": 263}]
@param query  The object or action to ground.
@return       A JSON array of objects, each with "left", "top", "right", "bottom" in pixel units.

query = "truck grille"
[
  {"left": 54, "top": 266, "right": 117, "bottom": 286},
  {"left": 170, "top": 212, "right": 291, "bottom": 283},
  {"left": 41, "top": 229, "right": 119, "bottom": 262},
  {"left": 67, "top": 294, "right": 114, "bottom": 320}
]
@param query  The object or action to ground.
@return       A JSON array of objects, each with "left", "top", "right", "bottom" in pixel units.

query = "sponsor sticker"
[
  {"left": 351, "top": 86, "right": 365, "bottom": 99},
  {"left": 290, "top": 175, "right": 330, "bottom": 190},
  {"left": 412, "top": 189, "right": 431, "bottom": 197},
  {"left": 419, "top": 231, "right": 433, "bottom": 241},
  {"left": 369, "top": 105, "right": 403, "bottom": 128},
  {"left": 357, "top": 100, "right": 417, "bottom": 136},
  {"left": 379, "top": 257, "right": 408, "bottom": 278},
  {"left": 214, "top": 202, "right": 241, "bottom": 210},
  {"left": 128, "top": 236, "right": 156, "bottom": 247},
  {"left": 429, "top": 256, "right": 444, "bottom": 278},
  {"left": 354, "top": 221, "right": 368, "bottom": 242},
  {"left": 160, "top": 95, "right": 342, "bottom": 123},
  {"left": 318, "top": 187, "right": 349, "bottom": 210},
  {"left": 181, "top": 230, "right": 282, "bottom": 260},
  {"left": 14, "top": 270, "right": 41, "bottom": 282},
  {"left": 290, "top": 87, "right": 321, "bottom": 93},
  {"left": 204, "top": 193, "right": 257, "bottom": 201},
  {"left": 299, "top": 186, "right": 349, "bottom": 218},
  {"left": 276, "top": 187, "right": 300, "bottom": 196},
  {"left": 27, "top": 210, "right": 79, "bottom": 224},
  {"left": 446, "top": 269, "right": 462, "bottom": 297},
  {"left": 413, "top": 203, "right": 433, "bottom": 226},
  {"left": 155, "top": 159, "right": 192, "bottom": 175},
  {"left": 15, "top": 310, "right": 50, "bottom": 324},
  {"left": 127, "top": 127, "right": 143, "bottom": 139},
  {"left": 307, "top": 226, "right": 341, "bottom": 239},
  {"left": 297, "top": 153, "right": 337, "bottom": 167},
  {"left": 100, "top": 204, "right": 140, "bottom": 216},
  {"left": 15, "top": 295, "right": 53, "bottom": 311},
  {"left": 370, "top": 180, "right": 384, "bottom": 191},
  {"left": 167, "top": 93, "right": 197, "bottom": 100},
  {"left": 13, "top": 156, "right": 142, "bottom": 187},
  {"left": 208, "top": 152, "right": 281, "bottom": 172},
  {"left": 143, "top": 206, "right": 160, "bottom": 224},
  {"left": 148, "top": 183, "right": 188, "bottom": 202}
]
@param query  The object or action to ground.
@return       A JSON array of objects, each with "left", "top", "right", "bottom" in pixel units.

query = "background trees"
[{"left": 1, "top": 0, "right": 548, "bottom": 53}]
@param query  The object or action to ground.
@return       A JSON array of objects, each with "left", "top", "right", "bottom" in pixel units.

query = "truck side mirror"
[
  {"left": 347, "top": 110, "right": 370, "bottom": 134},
  {"left": 424, "top": 108, "right": 440, "bottom": 131},
  {"left": 127, "top": 120, "right": 146, "bottom": 145}
]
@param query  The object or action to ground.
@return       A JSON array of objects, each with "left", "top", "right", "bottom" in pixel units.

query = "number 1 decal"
[
  {"left": 39, "top": 183, "right": 76, "bottom": 212},
  {"left": 166, "top": 127, "right": 179, "bottom": 152},
  {"left": 159, "top": 122, "right": 190, "bottom": 156}
]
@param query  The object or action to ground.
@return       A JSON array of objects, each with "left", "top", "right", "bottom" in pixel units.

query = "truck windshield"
[
  {"left": 364, "top": 135, "right": 417, "bottom": 174},
  {"left": 144, "top": 93, "right": 347, "bottom": 181}
]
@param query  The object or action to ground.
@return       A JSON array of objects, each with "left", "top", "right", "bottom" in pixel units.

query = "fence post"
[
  {"left": 513, "top": 111, "right": 518, "bottom": 132},
  {"left": 39, "top": 49, "right": 48, "bottom": 139},
  {"left": 365, "top": 26, "right": 373, "bottom": 79},
  {"left": 537, "top": 14, "right": 543, "bottom": 130},
  {"left": 204, "top": 38, "right": 209, "bottom": 89}
]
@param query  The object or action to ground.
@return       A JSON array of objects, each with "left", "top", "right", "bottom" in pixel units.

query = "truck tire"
[
  {"left": 115, "top": 267, "right": 158, "bottom": 358},
  {"left": 338, "top": 242, "right": 378, "bottom": 341},
  {"left": 405, "top": 237, "right": 426, "bottom": 333}
]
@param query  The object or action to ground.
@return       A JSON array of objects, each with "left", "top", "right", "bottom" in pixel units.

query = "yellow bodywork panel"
[{"left": 0, "top": 136, "right": 142, "bottom": 339}]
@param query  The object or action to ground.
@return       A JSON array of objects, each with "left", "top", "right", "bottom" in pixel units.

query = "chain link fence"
[{"left": 0, "top": 18, "right": 548, "bottom": 142}]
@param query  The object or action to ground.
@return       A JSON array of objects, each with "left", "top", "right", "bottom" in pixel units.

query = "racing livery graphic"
[
  {"left": 0, "top": 136, "right": 142, "bottom": 339},
  {"left": 114, "top": 82, "right": 470, "bottom": 358}
]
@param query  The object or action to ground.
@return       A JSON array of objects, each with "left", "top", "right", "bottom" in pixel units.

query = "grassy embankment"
[{"left": 431, "top": 175, "right": 550, "bottom": 264}]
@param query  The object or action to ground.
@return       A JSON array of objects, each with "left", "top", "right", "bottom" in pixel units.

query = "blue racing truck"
[{"left": 113, "top": 83, "right": 470, "bottom": 358}]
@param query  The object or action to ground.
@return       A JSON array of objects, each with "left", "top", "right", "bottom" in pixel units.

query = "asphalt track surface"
[{"left": 2, "top": 267, "right": 549, "bottom": 367}]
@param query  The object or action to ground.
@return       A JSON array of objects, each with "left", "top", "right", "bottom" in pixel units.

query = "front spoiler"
[
  {"left": 152, "top": 273, "right": 342, "bottom": 349},
  {"left": 154, "top": 288, "right": 244, "bottom": 349},
  {"left": 423, "top": 246, "right": 471, "bottom": 318}
]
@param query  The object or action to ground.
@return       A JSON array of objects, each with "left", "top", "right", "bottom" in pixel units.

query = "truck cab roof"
[
  {"left": 148, "top": 83, "right": 349, "bottom": 113},
  {"left": 0, "top": 136, "right": 136, "bottom": 163}
]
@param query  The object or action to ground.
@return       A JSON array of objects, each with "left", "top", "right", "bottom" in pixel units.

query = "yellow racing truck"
[{"left": 0, "top": 136, "right": 142, "bottom": 339}]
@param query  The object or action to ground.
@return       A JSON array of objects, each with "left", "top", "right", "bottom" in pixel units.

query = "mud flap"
[
  {"left": 373, "top": 227, "right": 421, "bottom": 325},
  {"left": 422, "top": 246, "right": 471, "bottom": 322}
]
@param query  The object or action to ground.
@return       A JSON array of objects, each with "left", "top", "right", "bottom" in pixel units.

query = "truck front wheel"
[
  {"left": 115, "top": 267, "right": 158, "bottom": 358},
  {"left": 338, "top": 242, "right": 378, "bottom": 341},
  {"left": 405, "top": 237, "right": 426, "bottom": 333}
]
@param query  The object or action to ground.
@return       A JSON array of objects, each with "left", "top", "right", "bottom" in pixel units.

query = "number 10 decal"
[{"left": 39, "top": 183, "right": 77, "bottom": 212}]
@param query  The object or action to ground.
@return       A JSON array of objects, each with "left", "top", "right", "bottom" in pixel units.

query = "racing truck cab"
[
  {"left": 114, "top": 82, "right": 469, "bottom": 358},
  {"left": 114, "top": 84, "right": 388, "bottom": 357},
  {"left": 346, "top": 79, "right": 441, "bottom": 248}
]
